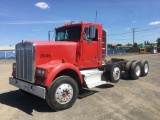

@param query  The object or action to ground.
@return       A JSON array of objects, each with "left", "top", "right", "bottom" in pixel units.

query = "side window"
[
  {"left": 84, "top": 27, "right": 98, "bottom": 41},
  {"left": 84, "top": 28, "right": 89, "bottom": 40}
]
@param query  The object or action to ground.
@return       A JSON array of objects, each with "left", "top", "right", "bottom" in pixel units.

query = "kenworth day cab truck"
[{"left": 9, "top": 21, "right": 149, "bottom": 111}]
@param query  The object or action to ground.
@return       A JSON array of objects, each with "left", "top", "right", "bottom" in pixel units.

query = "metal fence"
[
  {"left": 0, "top": 51, "right": 16, "bottom": 59},
  {"left": 107, "top": 49, "right": 126, "bottom": 55}
]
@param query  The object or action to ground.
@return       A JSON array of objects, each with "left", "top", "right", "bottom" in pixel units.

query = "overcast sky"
[{"left": 0, "top": 0, "right": 160, "bottom": 46}]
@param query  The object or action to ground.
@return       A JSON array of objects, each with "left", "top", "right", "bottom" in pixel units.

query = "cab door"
[{"left": 82, "top": 27, "right": 99, "bottom": 67}]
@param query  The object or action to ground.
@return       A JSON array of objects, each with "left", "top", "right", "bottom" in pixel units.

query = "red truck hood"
[{"left": 27, "top": 40, "right": 78, "bottom": 65}]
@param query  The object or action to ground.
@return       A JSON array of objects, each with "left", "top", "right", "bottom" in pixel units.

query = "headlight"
[
  {"left": 36, "top": 68, "right": 45, "bottom": 76},
  {"left": 41, "top": 70, "right": 45, "bottom": 75},
  {"left": 37, "top": 69, "right": 41, "bottom": 74}
]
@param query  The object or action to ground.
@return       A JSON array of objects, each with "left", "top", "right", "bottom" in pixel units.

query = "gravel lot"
[{"left": 0, "top": 53, "right": 160, "bottom": 120}]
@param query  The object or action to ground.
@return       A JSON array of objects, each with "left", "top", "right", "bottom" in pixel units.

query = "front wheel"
[{"left": 47, "top": 76, "right": 78, "bottom": 111}]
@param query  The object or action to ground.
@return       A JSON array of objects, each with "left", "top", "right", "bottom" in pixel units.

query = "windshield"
[{"left": 55, "top": 26, "right": 82, "bottom": 41}]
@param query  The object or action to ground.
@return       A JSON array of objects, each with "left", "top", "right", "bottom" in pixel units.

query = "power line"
[
  {"left": 109, "top": 32, "right": 160, "bottom": 42},
  {"left": 109, "top": 37, "right": 132, "bottom": 41},
  {"left": 135, "top": 32, "right": 160, "bottom": 39},
  {"left": 108, "top": 26, "right": 160, "bottom": 44},
  {"left": 108, "top": 31, "right": 132, "bottom": 36},
  {"left": 108, "top": 26, "right": 160, "bottom": 36},
  {"left": 135, "top": 27, "right": 160, "bottom": 32}
]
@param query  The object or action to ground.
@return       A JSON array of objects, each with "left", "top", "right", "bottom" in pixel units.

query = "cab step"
[{"left": 80, "top": 69, "right": 107, "bottom": 88}]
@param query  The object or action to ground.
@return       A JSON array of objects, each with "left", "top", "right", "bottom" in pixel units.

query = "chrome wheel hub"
[
  {"left": 55, "top": 84, "right": 73, "bottom": 104},
  {"left": 113, "top": 67, "right": 120, "bottom": 80},
  {"left": 144, "top": 64, "right": 148, "bottom": 73},
  {"left": 136, "top": 65, "right": 141, "bottom": 76}
]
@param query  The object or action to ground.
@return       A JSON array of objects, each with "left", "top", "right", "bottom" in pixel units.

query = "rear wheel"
[
  {"left": 47, "top": 76, "right": 78, "bottom": 111},
  {"left": 108, "top": 64, "right": 121, "bottom": 83},
  {"left": 140, "top": 60, "right": 149, "bottom": 77},
  {"left": 125, "top": 61, "right": 132, "bottom": 78},
  {"left": 130, "top": 61, "right": 141, "bottom": 80}
]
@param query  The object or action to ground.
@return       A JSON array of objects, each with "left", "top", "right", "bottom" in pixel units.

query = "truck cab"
[{"left": 50, "top": 21, "right": 105, "bottom": 69}]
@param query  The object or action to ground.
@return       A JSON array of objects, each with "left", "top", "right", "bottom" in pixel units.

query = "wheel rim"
[
  {"left": 136, "top": 65, "right": 141, "bottom": 76},
  {"left": 55, "top": 84, "right": 73, "bottom": 104},
  {"left": 144, "top": 64, "right": 148, "bottom": 73},
  {"left": 113, "top": 67, "right": 120, "bottom": 80}
]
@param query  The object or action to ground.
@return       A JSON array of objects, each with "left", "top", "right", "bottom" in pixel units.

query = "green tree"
[
  {"left": 147, "top": 41, "right": 150, "bottom": 45},
  {"left": 157, "top": 38, "right": 160, "bottom": 46},
  {"left": 127, "top": 43, "right": 132, "bottom": 46},
  {"left": 107, "top": 44, "right": 111, "bottom": 49},
  {"left": 117, "top": 44, "right": 122, "bottom": 46},
  {"left": 133, "top": 42, "right": 138, "bottom": 48}
]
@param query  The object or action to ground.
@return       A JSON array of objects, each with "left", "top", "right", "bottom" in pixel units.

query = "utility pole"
[
  {"left": 132, "top": 28, "right": 137, "bottom": 45},
  {"left": 132, "top": 28, "right": 135, "bottom": 45}
]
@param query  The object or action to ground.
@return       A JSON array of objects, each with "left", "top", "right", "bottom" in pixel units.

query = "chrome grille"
[{"left": 16, "top": 42, "right": 35, "bottom": 83}]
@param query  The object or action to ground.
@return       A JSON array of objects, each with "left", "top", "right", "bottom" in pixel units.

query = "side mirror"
[
  {"left": 48, "top": 29, "right": 55, "bottom": 41},
  {"left": 48, "top": 31, "right": 51, "bottom": 41},
  {"left": 89, "top": 25, "right": 96, "bottom": 39}
]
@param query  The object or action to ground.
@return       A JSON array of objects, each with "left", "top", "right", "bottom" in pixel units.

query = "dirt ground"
[{"left": 0, "top": 53, "right": 160, "bottom": 120}]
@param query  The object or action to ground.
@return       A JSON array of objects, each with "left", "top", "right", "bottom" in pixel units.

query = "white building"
[{"left": 0, "top": 46, "right": 15, "bottom": 51}]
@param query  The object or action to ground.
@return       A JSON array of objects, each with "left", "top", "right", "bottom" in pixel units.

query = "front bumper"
[{"left": 9, "top": 77, "right": 46, "bottom": 99}]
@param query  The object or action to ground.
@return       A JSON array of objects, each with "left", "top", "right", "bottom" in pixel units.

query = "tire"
[
  {"left": 46, "top": 92, "right": 52, "bottom": 108},
  {"left": 47, "top": 76, "right": 79, "bottom": 111},
  {"left": 140, "top": 60, "right": 149, "bottom": 77},
  {"left": 108, "top": 64, "right": 121, "bottom": 83},
  {"left": 130, "top": 61, "right": 141, "bottom": 80},
  {"left": 125, "top": 61, "right": 132, "bottom": 78}
]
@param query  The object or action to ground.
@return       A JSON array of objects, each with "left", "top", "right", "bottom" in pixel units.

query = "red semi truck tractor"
[{"left": 9, "top": 21, "right": 149, "bottom": 111}]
